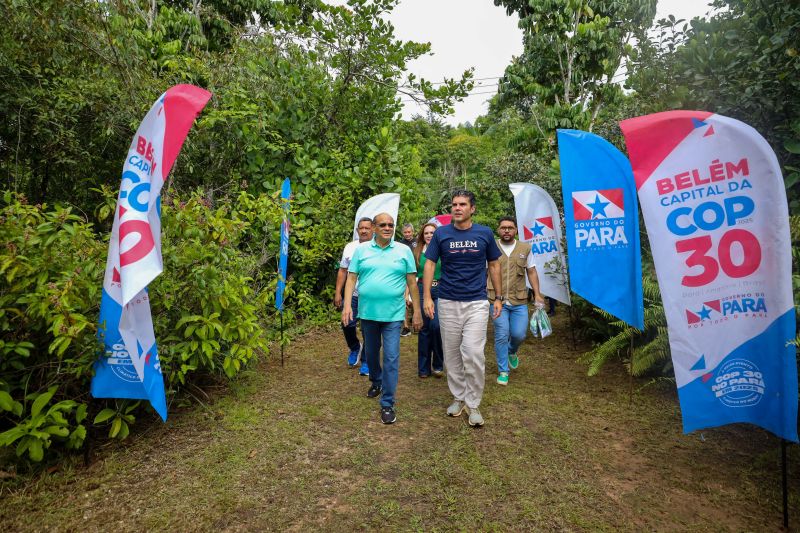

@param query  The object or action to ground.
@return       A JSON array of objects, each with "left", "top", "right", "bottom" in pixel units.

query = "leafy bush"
[
  {"left": 580, "top": 274, "right": 669, "bottom": 377},
  {"left": 0, "top": 193, "right": 105, "bottom": 463},
  {"left": 0, "top": 189, "right": 280, "bottom": 465}
]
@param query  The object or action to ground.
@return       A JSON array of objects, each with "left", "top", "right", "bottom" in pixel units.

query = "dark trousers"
[
  {"left": 417, "top": 284, "right": 443, "bottom": 375},
  {"left": 342, "top": 295, "right": 360, "bottom": 351}
]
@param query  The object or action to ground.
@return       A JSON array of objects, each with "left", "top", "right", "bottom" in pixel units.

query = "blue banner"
[
  {"left": 275, "top": 177, "right": 291, "bottom": 312},
  {"left": 557, "top": 129, "right": 644, "bottom": 329}
]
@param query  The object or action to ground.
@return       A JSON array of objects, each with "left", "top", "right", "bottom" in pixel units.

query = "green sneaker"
[
  {"left": 497, "top": 372, "right": 509, "bottom": 386},
  {"left": 509, "top": 352, "right": 519, "bottom": 370}
]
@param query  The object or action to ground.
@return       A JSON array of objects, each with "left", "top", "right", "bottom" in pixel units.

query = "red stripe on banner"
[
  {"left": 523, "top": 225, "right": 534, "bottom": 240},
  {"left": 600, "top": 188, "right": 624, "bottom": 210},
  {"left": 686, "top": 310, "right": 701, "bottom": 324},
  {"left": 705, "top": 299, "right": 721, "bottom": 313},
  {"left": 435, "top": 214, "right": 452, "bottom": 226},
  {"left": 619, "top": 110, "right": 712, "bottom": 190},
  {"left": 162, "top": 85, "right": 212, "bottom": 181},
  {"left": 572, "top": 198, "right": 593, "bottom": 221},
  {"left": 536, "top": 216, "right": 553, "bottom": 229}
]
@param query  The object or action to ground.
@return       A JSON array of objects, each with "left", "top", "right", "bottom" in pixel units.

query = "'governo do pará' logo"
[{"left": 571, "top": 189, "right": 629, "bottom": 250}]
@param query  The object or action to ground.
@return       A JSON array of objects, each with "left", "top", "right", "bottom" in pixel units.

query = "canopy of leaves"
[
  {"left": 626, "top": 0, "right": 800, "bottom": 210},
  {"left": 492, "top": 0, "right": 656, "bottom": 146}
]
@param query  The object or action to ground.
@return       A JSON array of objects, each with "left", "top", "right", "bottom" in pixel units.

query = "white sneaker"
[
  {"left": 467, "top": 406, "right": 484, "bottom": 427},
  {"left": 446, "top": 400, "right": 464, "bottom": 417}
]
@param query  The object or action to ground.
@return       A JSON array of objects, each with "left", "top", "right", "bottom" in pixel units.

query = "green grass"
[{"left": 1, "top": 316, "right": 798, "bottom": 531}]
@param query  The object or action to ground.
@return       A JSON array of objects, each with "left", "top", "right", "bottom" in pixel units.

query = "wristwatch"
[{"left": 494, "top": 296, "right": 504, "bottom": 301}]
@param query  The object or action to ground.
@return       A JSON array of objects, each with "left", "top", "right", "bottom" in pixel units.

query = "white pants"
[{"left": 438, "top": 298, "right": 490, "bottom": 409}]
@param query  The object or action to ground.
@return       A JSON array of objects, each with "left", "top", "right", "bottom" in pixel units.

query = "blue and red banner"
[
  {"left": 91, "top": 85, "right": 211, "bottom": 421},
  {"left": 620, "top": 111, "right": 797, "bottom": 441},
  {"left": 557, "top": 129, "right": 644, "bottom": 329},
  {"left": 275, "top": 178, "right": 291, "bottom": 312}
]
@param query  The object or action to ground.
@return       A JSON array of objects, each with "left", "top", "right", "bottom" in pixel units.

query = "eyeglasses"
[
  {"left": 499, "top": 227, "right": 516, "bottom": 231},
  {"left": 377, "top": 222, "right": 395, "bottom": 228}
]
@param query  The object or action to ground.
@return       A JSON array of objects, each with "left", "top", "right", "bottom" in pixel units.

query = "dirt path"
[{"left": 1, "top": 313, "right": 797, "bottom": 531}]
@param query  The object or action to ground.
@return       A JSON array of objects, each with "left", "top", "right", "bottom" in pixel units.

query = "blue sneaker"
[
  {"left": 359, "top": 361, "right": 369, "bottom": 376},
  {"left": 347, "top": 344, "right": 361, "bottom": 367}
]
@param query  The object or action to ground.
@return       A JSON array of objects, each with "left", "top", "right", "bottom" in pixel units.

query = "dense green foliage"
[
  {"left": 626, "top": 0, "right": 800, "bottom": 210},
  {"left": 492, "top": 0, "right": 656, "bottom": 148},
  {"left": 0, "top": 0, "right": 471, "bottom": 464},
  {"left": 0, "top": 189, "right": 277, "bottom": 460}
]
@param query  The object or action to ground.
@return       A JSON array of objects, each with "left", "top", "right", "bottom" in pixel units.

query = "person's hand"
[
  {"left": 341, "top": 306, "right": 353, "bottom": 326},
  {"left": 492, "top": 299, "right": 502, "bottom": 319},
  {"left": 334, "top": 293, "right": 343, "bottom": 309},
  {"left": 424, "top": 297, "right": 435, "bottom": 319},
  {"left": 534, "top": 294, "right": 545, "bottom": 309},
  {"left": 412, "top": 311, "right": 423, "bottom": 332}
]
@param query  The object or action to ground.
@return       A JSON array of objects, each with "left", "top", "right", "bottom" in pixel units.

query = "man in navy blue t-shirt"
[{"left": 422, "top": 190, "right": 503, "bottom": 427}]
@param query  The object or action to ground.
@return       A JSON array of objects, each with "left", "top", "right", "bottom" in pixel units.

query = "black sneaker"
[
  {"left": 380, "top": 406, "right": 396, "bottom": 424},
  {"left": 367, "top": 384, "right": 382, "bottom": 398},
  {"left": 400, "top": 328, "right": 411, "bottom": 337}
]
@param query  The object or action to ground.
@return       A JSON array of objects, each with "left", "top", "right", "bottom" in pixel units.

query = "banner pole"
[
  {"left": 568, "top": 305, "right": 576, "bottom": 349},
  {"left": 628, "top": 335, "right": 634, "bottom": 405},
  {"left": 782, "top": 438, "right": 789, "bottom": 528},
  {"left": 280, "top": 312, "right": 284, "bottom": 367}
]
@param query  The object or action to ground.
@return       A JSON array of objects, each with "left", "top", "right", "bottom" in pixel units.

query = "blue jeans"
[
  {"left": 417, "top": 284, "right": 443, "bottom": 375},
  {"left": 341, "top": 295, "right": 360, "bottom": 351},
  {"left": 361, "top": 320, "right": 402, "bottom": 407},
  {"left": 492, "top": 303, "right": 528, "bottom": 373}
]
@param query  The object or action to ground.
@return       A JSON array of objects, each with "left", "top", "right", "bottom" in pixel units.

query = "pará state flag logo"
[
  {"left": 522, "top": 217, "right": 558, "bottom": 254},
  {"left": 571, "top": 189, "right": 628, "bottom": 249},
  {"left": 686, "top": 294, "right": 769, "bottom": 326},
  {"left": 572, "top": 189, "right": 624, "bottom": 220}
]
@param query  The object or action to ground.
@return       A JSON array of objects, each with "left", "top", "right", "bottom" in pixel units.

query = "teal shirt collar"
[{"left": 371, "top": 236, "right": 396, "bottom": 249}]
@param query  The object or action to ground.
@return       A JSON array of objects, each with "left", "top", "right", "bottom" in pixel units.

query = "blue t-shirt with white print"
[{"left": 424, "top": 223, "right": 501, "bottom": 302}]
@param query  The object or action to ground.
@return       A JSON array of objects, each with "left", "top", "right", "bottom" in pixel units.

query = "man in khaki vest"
[{"left": 487, "top": 216, "right": 545, "bottom": 385}]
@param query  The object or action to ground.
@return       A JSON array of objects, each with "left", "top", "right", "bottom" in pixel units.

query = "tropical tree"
[
  {"left": 626, "top": 0, "right": 800, "bottom": 211},
  {"left": 492, "top": 0, "right": 657, "bottom": 149}
]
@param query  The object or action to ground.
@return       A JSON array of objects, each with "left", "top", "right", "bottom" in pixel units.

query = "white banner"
[
  {"left": 352, "top": 193, "right": 400, "bottom": 240},
  {"left": 620, "top": 110, "right": 797, "bottom": 440},
  {"left": 92, "top": 85, "right": 211, "bottom": 420},
  {"left": 509, "top": 182, "right": 570, "bottom": 304}
]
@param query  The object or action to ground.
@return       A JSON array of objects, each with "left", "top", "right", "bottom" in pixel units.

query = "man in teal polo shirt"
[{"left": 342, "top": 213, "right": 422, "bottom": 424}]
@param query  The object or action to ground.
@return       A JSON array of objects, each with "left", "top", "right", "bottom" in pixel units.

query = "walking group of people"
[{"left": 334, "top": 189, "right": 545, "bottom": 426}]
